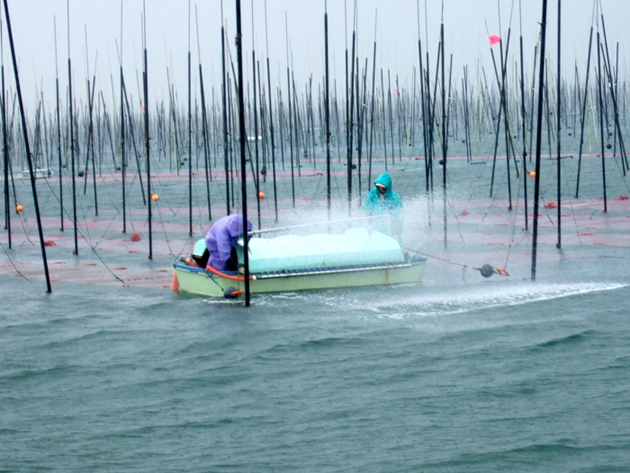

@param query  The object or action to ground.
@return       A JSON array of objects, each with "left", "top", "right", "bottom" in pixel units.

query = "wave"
[
  {"left": 0, "top": 363, "right": 78, "bottom": 381},
  {"left": 529, "top": 330, "right": 595, "bottom": 350},
  {"left": 370, "top": 282, "right": 628, "bottom": 319}
]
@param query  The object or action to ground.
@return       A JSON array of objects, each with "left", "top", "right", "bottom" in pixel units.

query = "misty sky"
[{"left": 2, "top": 0, "right": 628, "bottom": 110}]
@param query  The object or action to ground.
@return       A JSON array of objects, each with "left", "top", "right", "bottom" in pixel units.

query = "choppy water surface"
[
  {"left": 1, "top": 263, "right": 629, "bottom": 471},
  {"left": 2, "top": 140, "right": 630, "bottom": 470}
]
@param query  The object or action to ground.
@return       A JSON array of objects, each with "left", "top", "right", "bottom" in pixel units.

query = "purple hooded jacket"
[{"left": 205, "top": 214, "right": 254, "bottom": 271}]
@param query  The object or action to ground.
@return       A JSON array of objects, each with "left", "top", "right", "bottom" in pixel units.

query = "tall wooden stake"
[
  {"left": 531, "top": 0, "right": 548, "bottom": 282},
  {"left": 3, "top": 0, "right": 52, "bottom": 292},
  {"left": 556, "top": 0, "right": 561, "bottom": 248},
  {"left": 235, "top": 0, "right": 251, "bottom": 305}
]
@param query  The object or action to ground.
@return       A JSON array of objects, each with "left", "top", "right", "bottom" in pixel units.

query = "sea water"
[
  {"left": 2, "top": 263, "right": 629, "bottom": 471},
  {"left": 1, "top": 140, "right": 630, "bottom": 471}
]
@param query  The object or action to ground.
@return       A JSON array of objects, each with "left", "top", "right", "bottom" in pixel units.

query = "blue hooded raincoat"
[
  {"left": 205, "top": 214, "right": 254, "bottom": 271},
  {"left": 362, "top": 173, "right": 403, "bottom": 216},
  {"left": 362, "top": 173, "right": 403, "bottom": 241}
]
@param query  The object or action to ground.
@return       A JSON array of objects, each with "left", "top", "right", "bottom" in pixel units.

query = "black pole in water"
[
  {"left": 498, "top": 30, "right": 513, "bottom": 211},
  {"left": 380, "top": 69, "right": 387, "bottom": 171},
  {"left": 429, "top": 45, "right": 441, "bottom": 197},
  {"left": 555, "top": 0, "right": 561, "bottom": 248},
  {"left": 285, "top": 49, "right": 295, "bottom": 205},
  {"left": 440, "top": 21, "right": 447, "bottom": 248},
  {"left": 143, "top": 3, "right": 152, "bottom": 259},
  {"left": 1, "top": 42, "right": 10, "bottom": 248},
  {"left": 387, "top": 70, "right": 394, "bottom": 167},
  {"left": 528, "top": 46, "right": 538, "bottom": 164},
  {"left": 252, "top": 49, "right": 261, "bottom": 230},
  {"left": 235, "top": 0, "right": 250, "bottom": 306},
  {"left": 291, "top": 73, "right": 301, "bottom": 175},
  {"left": 519, "top": 29, "right": 528, "bottom": 230},
  {"left": 67, "top": 1, "right": 78, "bottom": 255},
  {"left": 120, "top": 63, "right": 126, "bottom": 233},
  {"left": 357, "top": 58, "right": 367, "bottom": 202},
  {"left": 121, "top": 78, "right": 146, "bottom": 205},
  {"left": 600, "top": 17, "right": 627, "bottom": 176},
  {"left": 82, "top": 77, "right": 97, "bottom": 212},
  {"left": 120, "top": 1, "right": 126, "bottom": 233},
  {"left": 417, "top": 39, "right": 428, "bottom": 194},
  {"left": 531, "top": 0, "right": 548, "bottom": 282},
  {"left": 367, "top": 14, "right": 376, "bottom": 193},
  {"left": 257, "top": 64, "right": 267, "bottom": 182},
  {"left": 266, "top": 58, "right": 278, "bottom": 222},
  {"left": 596, "top": 32, "right": 607, "bottom": 213},
  {"left": 199, "top": 65, "right": 212, "bottom": 221},
  {"left": 54, "top": 17, "right": 63, "bottom": 233},
  {"left": 3, "top": 0, "right": 52, "bottom": 292},
  {"left": 89, "top": 78, "right": 98, "bottom": 212},
  {"left": 188, "top": 2, "right": 193, "bottom": 237},
  {"left": 324, "top": 4, "right": 331, "bottom": 216},
  {"left": 227, "top": 75, "right": 236, "bottom": 209},
  {"left": 574, "top": 26, "right": 593, "bottom": 198},
  {"left": 195, "top": 1, "right": 211, "bottom": 221},
  {"left": 462, "top": 68, "right": 471, "bottom": 164},
  {"left": 347, "top": 30, "right": 355, "bottom": 214},
  {"left": 277, "top": 88, "right": 285, "bottom": 172},
  {"left": 283, "top": 15, "right": 296, "bottom": 207},
  {"left": 221, "top": 22, "right": 230, "bottom": 215}
]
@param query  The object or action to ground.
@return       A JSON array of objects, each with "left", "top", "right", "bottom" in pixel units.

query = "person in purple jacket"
[{"left": 204, "top": 214, "right": 253, "bottom": 272}]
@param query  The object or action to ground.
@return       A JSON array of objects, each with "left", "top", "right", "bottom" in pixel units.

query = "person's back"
[{"left": 205, "top": 214, "right": 253, "bottom": 271}]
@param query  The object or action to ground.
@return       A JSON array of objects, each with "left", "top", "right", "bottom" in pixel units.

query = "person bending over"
[{"left": 204, "top": 213, "right": 253, "bottom": 272}]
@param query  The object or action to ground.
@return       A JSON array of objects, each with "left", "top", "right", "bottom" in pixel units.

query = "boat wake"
[{"left": 369, "top": 282, "right": 628, "bottom": 319}]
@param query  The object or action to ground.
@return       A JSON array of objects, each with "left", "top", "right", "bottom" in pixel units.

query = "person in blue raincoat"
[
  {"left": 362, "top": 172, "right": 403, "bottom": 241},
  {"left": 204, "top": 214, "right": 253, "bottom": 272}
]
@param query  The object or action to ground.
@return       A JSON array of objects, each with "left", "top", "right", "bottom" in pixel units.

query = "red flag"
[{"left": 488, "top": 34, "right": 501, "bottom": 47}]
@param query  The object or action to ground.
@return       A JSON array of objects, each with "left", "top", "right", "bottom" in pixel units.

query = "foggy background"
[{"left": 1, "top": 0, "right": 628, "bottom": 110}]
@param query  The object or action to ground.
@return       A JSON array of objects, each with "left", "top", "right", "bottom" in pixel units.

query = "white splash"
[{"left": 370, "top": 282, "right": 628, "bottom": 319}]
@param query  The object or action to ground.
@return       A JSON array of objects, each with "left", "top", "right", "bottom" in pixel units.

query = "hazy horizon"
[{"left": 1, "top": 0, "right": 628, "bottom": 111}]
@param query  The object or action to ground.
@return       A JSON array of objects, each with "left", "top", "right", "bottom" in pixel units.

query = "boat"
[
  {"left": 172, "top": 227, "right": 427, "bottom": 297},
  {"left": 0, "top": 168, "right": 53, "bottom": 181}
]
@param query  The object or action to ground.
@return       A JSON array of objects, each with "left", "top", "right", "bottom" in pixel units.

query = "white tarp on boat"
[{"left": 238, "top": 228, "right": 404, "bottom": 274}]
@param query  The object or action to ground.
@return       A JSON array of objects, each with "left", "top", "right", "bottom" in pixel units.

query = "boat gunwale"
[{"left": 173, "top": 256, "right": 427, "bottom": 280}]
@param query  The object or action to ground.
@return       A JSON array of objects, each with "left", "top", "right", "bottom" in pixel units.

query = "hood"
[
  {"left": 374, "top": 173, "right": 393, "bottom": 195},
  {"left": 226, "top": 213, "right": 254, "bottom": 236}
]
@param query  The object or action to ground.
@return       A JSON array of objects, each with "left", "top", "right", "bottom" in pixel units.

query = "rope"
[
  {"left": 0, "top": 239, "right": 32, "bottom": 281},
  {"left": 403, "top": 246, "right": 469, "bottom": 270}
]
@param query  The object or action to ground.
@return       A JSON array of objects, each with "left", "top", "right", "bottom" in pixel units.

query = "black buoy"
[
  {"left": 479, "top": 264, "right": 495, "bottom": 278},
  {"left": 224, "top": 287, "right": 240, "bottom": 298},
  {"left": 606, "top": 144, "right": 612, "bottom": 149}
]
